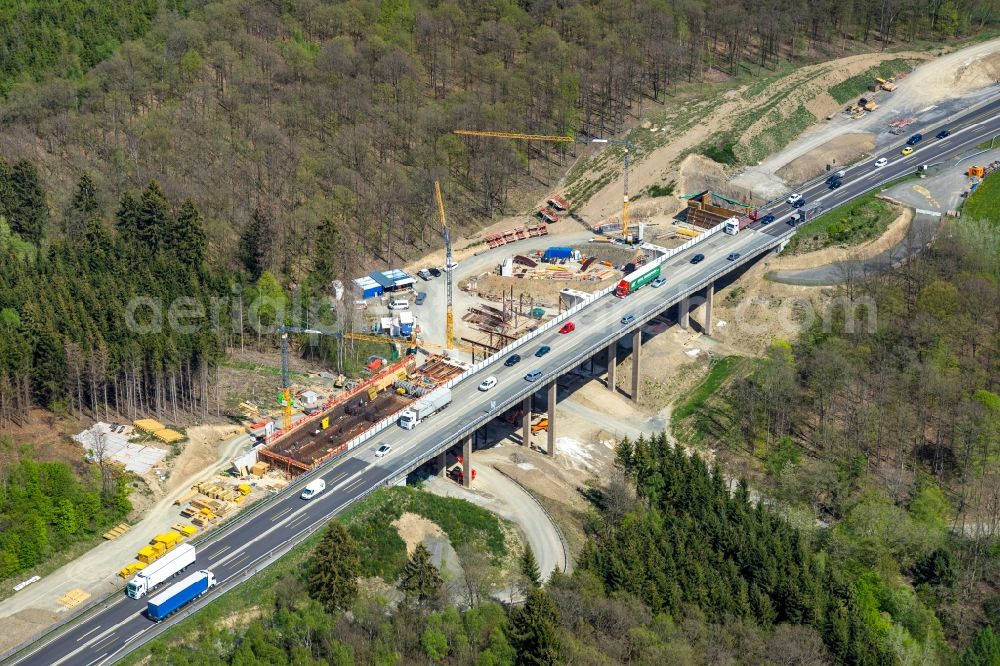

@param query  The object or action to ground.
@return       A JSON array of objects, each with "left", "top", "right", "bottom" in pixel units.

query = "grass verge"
[
  {"left": 673, "top": 356, "right": 743, "bottom": 422},
  {"left": 964, "top": 174, "right": 1000, "bottom": 223},
  {"left": 827, "top": 58, "right": 912, "bottom": 104},
  {"left": 781, "top": 193, "right": 897, "bottom": 254}
]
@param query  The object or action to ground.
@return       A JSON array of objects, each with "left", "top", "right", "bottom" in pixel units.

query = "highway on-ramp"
[{"left": 8, "top": 94, "right": 1000, "bottom": 666}]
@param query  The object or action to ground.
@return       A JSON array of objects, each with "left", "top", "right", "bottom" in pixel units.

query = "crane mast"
[{"left": 435, "top": 181, "right": 455, "bottom": 350}]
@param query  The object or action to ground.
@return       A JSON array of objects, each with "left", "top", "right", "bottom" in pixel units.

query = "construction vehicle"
[
  {"left": 435, "top": 181, "right": 455, "bottom": 350},
  {"left": 126, "top": 544, "right": 197, "bottom": 599},
  {"left": 146, "top": 570, "right": 216, "bottom": 622},
  {"left": 615, "top": 263, "right": 662, "bottom": 297},
  {"left": 399, "top": 388, "right": 452, "bottom": 429},
  {"left": 531, "top": 418, "right": 549, "bottom": 434},
  {"left": 454, "top": 130, "right": 636, "bottom": 242}
]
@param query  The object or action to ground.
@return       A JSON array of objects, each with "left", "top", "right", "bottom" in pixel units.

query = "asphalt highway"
[{"left": 9, "top": 94, "right": 1000, "bottom": 666}]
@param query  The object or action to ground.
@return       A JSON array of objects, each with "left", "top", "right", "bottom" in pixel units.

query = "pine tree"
[
  {"left": 67, "top": 172, "right": 100, "bottom": 238},
  {"left": 170, "top": 199, "right": 207, "bottom": 269},
  {"left": 311, "top": 216, "right": 340, "bottom": 283},
  {"left": 71, "top": 172, "right": 99, "bottom": 217},
  {"left": 116, "top": 191, "right": 141, "bottom": 242},
  {"left": 240, "top": 207, "right": 272, "bottom": 280},
  {"left": 520, "top": 543, "right": 541, "bottom": 589},
  {"left": 8, "top": 160, "right": 48, "bottom": 244},
  {"left": 398, "top": 543, "right": 443, "bottom": 607},
  {"left": 137, "top": 181, "right": 170, "bottom": 253},
  {"left": 305, "top": 521, "right": 360, "bottom": 613},
  {"left": 508, "top": 588, "right": 561, "bottom": 666},
  {"left": 962, "top": 625, "right": 1000, "bottom": 666}
]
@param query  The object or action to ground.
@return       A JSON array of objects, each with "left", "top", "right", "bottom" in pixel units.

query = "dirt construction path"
[
  {"left": 732, "top": 38, "right": 1000, "bottom": 198},
  {"left": 424, "top": 465, "right": 569, "bottom": 580},
  {"left": 0, "top": 427, "right": 252, "bottom": 652}
]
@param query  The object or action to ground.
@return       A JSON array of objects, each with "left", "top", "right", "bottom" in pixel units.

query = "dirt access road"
[
  {"left": 733, "top": 38, "right": 1000, "bottom": 198},
  {"left": 0, "top": 426, "right": 252, "bottom": 653}
]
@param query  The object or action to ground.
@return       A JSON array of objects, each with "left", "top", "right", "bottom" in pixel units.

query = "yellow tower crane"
[
  {"left": 453, "top": 130, "right": 636, "bottom": 242},
  {"left": 434, "top": 181, "right": 455, "bottom": 350}
]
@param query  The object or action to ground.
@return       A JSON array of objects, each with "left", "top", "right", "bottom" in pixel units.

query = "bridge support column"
[
  {"left": 437, "top": 451, "right": 447, "bottom": 477},
  {"left": 521, "top": 395, "right": 532, "bottom": 447},
  {"left": 462, "top": 434, "right": 472, "bottom": 488},
  {"left": 631, "top": 329, "right": 642, "bottom": 403},
  {"left": 704, "top": 282, "right": 714, "bottom": 336},
  {"left": 547, "top": 381, "right": 557, "bottom": 456},
  {"left": 679, "top": 297, "right": 690, "bottom": 330},
  {"left": 606, "top": 341, "right": 617, "bottom": 392}
]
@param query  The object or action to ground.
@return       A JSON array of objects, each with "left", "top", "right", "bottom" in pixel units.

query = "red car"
[{"left": 559, "top": 322, "right": 576, "bottom": 334}]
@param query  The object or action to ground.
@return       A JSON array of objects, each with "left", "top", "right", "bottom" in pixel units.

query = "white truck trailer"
[
  {"left": 126, "top": 543, "right": 197, "bottom": 599},
  {"left": 398, "top": 388, "right": 452, "bottom": 429}
]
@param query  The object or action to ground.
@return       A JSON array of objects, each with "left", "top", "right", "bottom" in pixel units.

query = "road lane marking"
[
  {"left": 269, "top": 506, "right": 292, "bottom": 522},
  {"left": 83, "top": 653, "right": 108, "bottom": 666},
  {"left": 213, "top": 464, "right": 371, "bottom": 569},
  {"left": 286, "top": 515, "right": 309, "bottom": 530},
  {"left": 75, "top": 625, "right": 102, "bottom": 642},
  {"left": 228, "top": 553, "right": 249, "bottom": 569},
  {"left": 89, "top": 634, "right": 119, "bottom": 653},
  {"left": 206, "top": 545, "right": 231, "bottom": 561}
]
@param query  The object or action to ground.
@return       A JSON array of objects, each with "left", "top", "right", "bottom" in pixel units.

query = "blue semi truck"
[{"left": 146, "top": 570, "right": 217, "bottom": 622}]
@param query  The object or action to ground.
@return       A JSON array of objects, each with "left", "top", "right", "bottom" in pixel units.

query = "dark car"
[
  {"left": 828, "top": 178, "right": 842, "bottom": 189},
  {"left": 535, "top": 345, "right": 551, "bottom": 357},
  {"left": 760, "top": 214, "right": 775, "bottom": 225},
  {"left": 906, "top": 133, "right": 923, "bottom": 146},
  {"left": 504, "top": 354, "right": 521, "bottom": 367},
  {"left": 429, "top": 267, "right": 442, "bottom": 278},
  {"left": 727, "top": 252, "right": 741, "bottom": 261},
  {"left": 414, "top": 292, "right": 427, "bottom": 305},
  {"left": 791, "top": 198, "right": 806, "bottom": 208},
  {"left": 935, "top": 129, "right": 950, "bottom": 139},
  {"left": 690, "top": 253, "right": 705, "bottom": 264}
]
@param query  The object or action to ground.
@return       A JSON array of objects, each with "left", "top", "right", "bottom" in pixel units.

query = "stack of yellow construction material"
[
  {"left": 174, "top": 488, "right": 199, "bottom": 506},
  {"left": 251, "top": 462, "right": 269, "bottom": 476},
  {"left": 153, "top": 531, "right": 181, "bottom": 549},
  {"left": 119, "top": 562, "right": 146, "bottom": 579},
  {"left": 57, "top": 589, "right": 91, "bottom": 609},
  {"left": 237, "top": 483, "right": 252, "bottom": 495},
  {"left": 171, "top": 523, "right": 197, "bottom": 537},
  {"left": 137, "top": 545, "right": 159, "bottom": 564},
  {"left": 102, "top": 523, "right": 131, "bottom": 540}
]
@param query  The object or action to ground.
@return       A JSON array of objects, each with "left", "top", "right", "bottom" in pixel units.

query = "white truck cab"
[{"left": 300, "top": 479, "right": 326, "bottom": 500}]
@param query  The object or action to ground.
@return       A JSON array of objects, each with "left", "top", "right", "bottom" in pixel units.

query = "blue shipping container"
[
  {"left": 543, "top": 246, "right": 573, "bottom": 261},
  {"left": 146, "top": 570, "right": 215, "bottom": 621}
]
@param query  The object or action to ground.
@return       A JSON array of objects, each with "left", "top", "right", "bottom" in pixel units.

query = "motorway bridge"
[{"left": 7, "top": 93, "right": 1000, "bottom": 666}]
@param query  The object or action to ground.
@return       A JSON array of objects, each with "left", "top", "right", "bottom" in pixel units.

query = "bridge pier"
[
  {"left": 704, "top": 282, "right": 714, "bottom": 336},
  {"left": 437, "top": 450, "right": 447, "bottom": 477},
  {"left": 606, "top": 341, "right": 617, "bottom": 392},
  {"left": 679, "top": 296, "right": 690, "bottom": 329},
  {"left": 521, "top": 395, "right": 532, "bottom": 446},
  {"left": 462, "top": 434, "right": 472, "bottom": 488},
  {"left": 547, "top": 381, "right": 557, "bottom": 456},
  {"left": 631, "top": 329, "right": 642, "bottom": 403}
]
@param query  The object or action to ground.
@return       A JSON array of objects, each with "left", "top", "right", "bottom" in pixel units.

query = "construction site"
[{"left": 257, "top": 352, "right": 467, "bottom": 475}]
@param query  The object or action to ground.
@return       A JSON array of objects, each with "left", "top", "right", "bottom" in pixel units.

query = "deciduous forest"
[{"left": 675, "top": 215, "right": 1000, "bottom": 661}]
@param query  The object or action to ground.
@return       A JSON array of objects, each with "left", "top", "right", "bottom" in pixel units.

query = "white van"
[
  {"left": 300, "top": 479, "right": 326, "bottom": 500},
  {"left": 388, "top": 299, "right": 409, "bottom": 310}
]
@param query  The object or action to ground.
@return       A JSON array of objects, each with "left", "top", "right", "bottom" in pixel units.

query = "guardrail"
[{"left": 0, "top": 219, "right": 738, "bottom": 666}]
